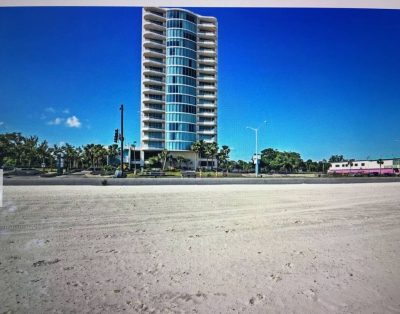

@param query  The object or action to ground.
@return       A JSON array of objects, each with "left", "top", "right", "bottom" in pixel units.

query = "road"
[{"left": 3, "top": 175, "right": 400, "bottom": 185}]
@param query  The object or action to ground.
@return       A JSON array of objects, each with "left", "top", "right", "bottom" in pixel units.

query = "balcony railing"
[
  {"left": 146, "top": 19, "right": 164, "bottom": 26},
  {"left": 198, "top": 31, "right": 216, "bottom": 36},
  {"left": 144, "top": 66, "right": 164, "bottom": 73},
  {"left": 146, "top": 10, "right": 165, "bottom": 18},
  {"left": 146, "top": 28, "right": 165, "bottom": 37}
]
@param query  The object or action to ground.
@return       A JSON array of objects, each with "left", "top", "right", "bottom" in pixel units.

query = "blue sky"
[{"left": 0, "top": 7, "right": 399, "bottom": 161}]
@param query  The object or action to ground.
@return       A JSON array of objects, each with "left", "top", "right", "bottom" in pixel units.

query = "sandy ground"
[{"left": 1, "top": 183, "right": 400, "bottom": 314}]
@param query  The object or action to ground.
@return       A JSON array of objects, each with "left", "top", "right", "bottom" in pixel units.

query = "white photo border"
[{"left": 0, "top": 0, "right": 399, "bottom": 9}]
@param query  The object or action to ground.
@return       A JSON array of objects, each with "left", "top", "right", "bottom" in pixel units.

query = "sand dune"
[{"left": 1, "top": 183, "right": 400, "bottom": 313}]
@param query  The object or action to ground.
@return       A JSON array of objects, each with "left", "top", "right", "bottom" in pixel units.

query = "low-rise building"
[{"left": 328, "top": 158, "right": 400, "bottom": 175}]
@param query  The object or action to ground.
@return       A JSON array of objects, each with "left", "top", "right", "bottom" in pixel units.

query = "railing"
[
  {"left": 144, "top": 76, "right": 164, "bottom": 82},
  {"left": 143, "top": 126, "right": 164, "bottom": 130},
  {"left": 146, "top": 85, "right": 163, "bottom": 91},
  {"left": 198, "top": 92, "right": 215, "bottom": 96},
  {"left": 146, "top": 10, "right": 165, "bottom": 18},
  {"left": 199, "top": 23, "right": 216, "bottom": 28},
  {"left": 147, "top": 57, "right": 164, "bottom": 64},
  {"left": 145, "top": 67, "right": 164, "bottom": 73},
  {"left": 143, "top": 135, "right": 165, "bottom": 140},
  {"left": 144, "top": 38, "right": 164, "bottom": 45},
  {"left": 199, "top": 58, "right": 215, "bottom": 62},
  {"left": 147, "top": 28, "right": 165, "bottom": 36},
  {"left": 147, "top": 19, "right": 164, "bottom": 26},
  {"left": 145, "top": 94, "right": 164, "bottom": 101},
  {"left": 146, "top": 47, "right": 164, "bottom": 54},
  {"left": 198, "top": 31, "right": 215, "bottom": 36}
]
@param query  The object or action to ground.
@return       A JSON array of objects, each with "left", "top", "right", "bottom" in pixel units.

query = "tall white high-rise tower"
[{"left": 140, "top": 7, "right": 218, "bottom": 169}]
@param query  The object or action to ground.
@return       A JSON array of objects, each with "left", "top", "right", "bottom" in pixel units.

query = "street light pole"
[
  {"left": 120, "top": 104, "right": 124, "bottom": 177},
  {"left": 247, "top": 121, "right": 267, "bottom": 178},
  {"left": 133, "top": 141, "right": 137, "bottom": 175},
  {"left": 255, "top": 128, "right": 258, "bottom": 175}
]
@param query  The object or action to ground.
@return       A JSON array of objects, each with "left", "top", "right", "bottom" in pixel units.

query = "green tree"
[
  {"left": 147, "top": 155, "right": 161, "bottom": 168},
  {"left": 261, "top": 148, "right": 304, "bottom": 173},
  {"left": 176, "top": 155, "right": 186, "bottom": 170},
  {"left": 83, "top": 144, "right": 96, "bottom": 168},
  {"left": 76, "top": 147, "right": 84, "bottom": 169},
  {"left": 23, "top": 135, "right": 39, "bottom": 167},
  {"left": 329, "top": 155, "right": 345, "bottom": 163},
  {"left": 216, "top": 145, "right": 231, "bottom": 173},
  {"left": 3, "top": 156, "right": 16, "bottom": 167},
  {"left": 320, "top": 159, "right": 330, "bottom": 173},
  {"left": 0, "top": 133, "right": 24, "bottom": 166},
  {"left": 204, "top": 142, "right": 218, "bottom": 170},
  {"left": 158, "top": 150, "right": 169, "bottom": 171},
  {"left": 191, "top": 140, "right": 205, "bottom": 171},
  {"left": 237, "top": 160, "right": 253, "bottom": 173},
  {"left": 64, "top": 143, "right": 77, "bottom": 171},
  {"left": 37, "top": 140, "right": 50, "bottom": 170},
  {"left": 93, "top": 144, "right": 107, "bottom": 167}
]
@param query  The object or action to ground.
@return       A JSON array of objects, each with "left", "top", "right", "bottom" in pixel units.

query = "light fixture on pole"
[
  {"left": 246, "top": 120, "right": 267, "bottom": 178},
  {"left": 119, "top": 104, "right": 124, "bottom": 177}
]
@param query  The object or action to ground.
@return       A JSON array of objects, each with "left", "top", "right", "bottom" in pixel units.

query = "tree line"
[
  {"left": 145, "top": 140, "right": 231, "bottom": 171},
  {"left": 0, "top": 132, "right": 120, "bottom": 171},
  {"left": 1, "top": 132, "right": 342, "bottom": 173}
]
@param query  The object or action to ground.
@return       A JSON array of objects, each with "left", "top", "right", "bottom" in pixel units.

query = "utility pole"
[{"left": 120, "top": 104, "right": 124, "bottom": 177}]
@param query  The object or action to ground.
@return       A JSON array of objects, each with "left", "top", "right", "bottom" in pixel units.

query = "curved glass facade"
[{"left": 165, "top": 9, "right": 198, "bottom": 151}]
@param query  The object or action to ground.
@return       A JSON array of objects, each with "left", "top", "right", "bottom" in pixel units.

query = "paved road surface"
[{"left": 3, "top": 175, "right": 400, "bottom": 185}]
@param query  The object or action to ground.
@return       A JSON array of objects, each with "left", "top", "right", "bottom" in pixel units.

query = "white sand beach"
[{"left": 1, "top": 183, "right": 400, "bottom": 313}]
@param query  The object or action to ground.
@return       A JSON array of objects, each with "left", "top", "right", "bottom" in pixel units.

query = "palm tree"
[
  {"left": 210, "top": 142, "right": 218, "bottom": 171},
  {"left": 176, "top": 155, "right": 186, "bottom": 170},
  {"left": 191, "top": 140, "right": 205, "bottom": 171},
  {"left": 147, "top": 155, "right": 161, "bottom": 168},
  {"left": 64, "top": 143, "right": 77, "bottom": 171},
  {"left": 158, "top": 149, "right": 169, "bottom": 171},
  {"left": 12, "top": 133, "right": 25, "bottom": 166},
  {"left": 107, "top": 144, "right": 119, "bottom": 166},
  {"left": 37, "top": 140, "right": 49, "bottom": 171},
  {"left": 93, "top": 145, "right": 107, "bottom": 167},
  {"left": 184, "top": 158, "right": 192, "bottom": 169},
  {"left": 83, "top": 144, "right": 95, "bottom": 168},
  {"left": 204, "top": 142, "right": 218, "bottom": 171},
  {"left": 167, "top": 154, "right": 176, "bottom": 169},
  {"left": 75, "top": 146, "right": 84, "bottom": 169},
  {"left": 377, "top": 159, "right": 384, "bottom": 175},
  {"left": 227, "top": 160, "right": 236, "bottom": 173},
  {"left": 24, "top": 135, "right": 38, "bottom": 167},
  {"left": 50, "top": 144, "right": 64, "bottom": 170},
  {"left": 217, "top": 145, "right": 231, "bottom": 173}
]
